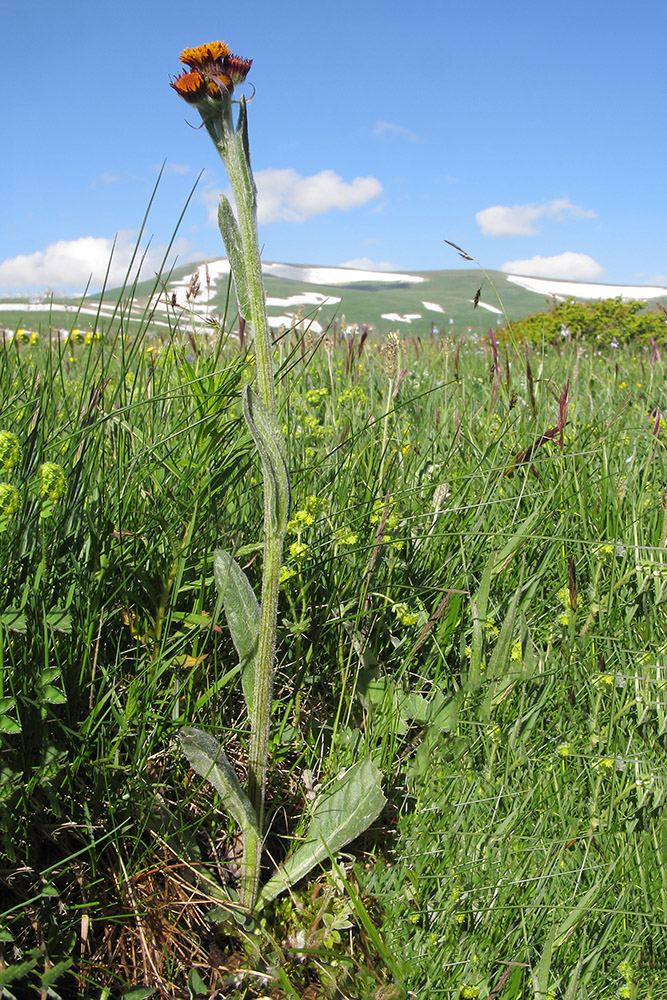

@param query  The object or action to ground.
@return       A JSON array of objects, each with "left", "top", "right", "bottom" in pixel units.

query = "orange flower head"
[
  {"left": 179, "top": 41, "right": 230, "bottom": 71},
  {"left": 171, "top": 41, "right": 252, "bottom": 122},
  {"left": 207, "top": 73, "right": 232, "bottom": 99},
  {"left": 170, "top": 70, "right": 207, "bottom": 103}
]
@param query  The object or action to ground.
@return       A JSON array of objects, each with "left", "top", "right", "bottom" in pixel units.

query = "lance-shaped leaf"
[
  {"left": 217, "top": 195, "right": 251, "bottom": 321},
  {"left": 235, "top": 98, "right": 255, "bottom": 204},
  {"left": 213, "top": 548, "right": 260, "bottom": 716},
  {"left": 256, "top": 757, "right": 386, "bottom": 907},
  {"left": 242, "top": 385, "right": 290, "bottom": 536},
  {"left": 180, "top": 727, "right": 259, "bottom": 838}
]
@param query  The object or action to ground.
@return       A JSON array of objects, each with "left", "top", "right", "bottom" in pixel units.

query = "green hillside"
[{"left": 2, "top": 261, "right": 666, "bottom": 340}]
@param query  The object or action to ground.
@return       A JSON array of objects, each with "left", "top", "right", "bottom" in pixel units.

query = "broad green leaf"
[
  {"left": 0, "top": 609, "right": 26, "bottom": 633},
  {"left": 257, "top": 757, "right": 386, "bottom": 907},
  {"left": 242, "top": 386, "right": 290, "bottom": 537},
  {"left": 0, "top": 697, "right": 16, "bottom": 714},
  {"left": 180, "top": 727, "right": 259, "bottom": 839},
  {"left": 45, "top": 609, "right": 72, "bottom": 632},
  {"left": 217, "top": 194, "right": 251, "bottom": 320},
  {"left": 40, "top": 667, "right": 61, "bottom": 685},
  {"left": 122, "top": 989, "right": 156, "bottom": 1000},
  {"left": 425, "top": 689, "right": 459, "bottom": 732},
  {"left": 213, "top": 548, "right": 260, "bottom": 716},
  {"left": 40, "top": 685, "right": 67, "bottom": 705},
  {"left": 0, "top": 716, "right": 21, "bottom": 734},
  {"left": 187, "top": 968, "right": 207, "bottom": 997},
  {"left": 0, "top": 956, "right": 39, "bottom": 985},
  {"left": 40, "top": 959, "right": 73, "bottom": 987}
]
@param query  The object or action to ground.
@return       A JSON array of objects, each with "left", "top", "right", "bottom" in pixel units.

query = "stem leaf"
[
  {"left": 242, "top": 385, "right": 290, "bottom": 536},
  {"left": 217, "top": 195, "right": 252, "bottom": 321},
  {"left": 213, "top": 548, "right": 260, "bottom": 717},
  {"left": 180, "top": 727, "right": 259, "bottom": 838},
  {"left": 256, "top": 757, "right": 386, "bottom": 907}
]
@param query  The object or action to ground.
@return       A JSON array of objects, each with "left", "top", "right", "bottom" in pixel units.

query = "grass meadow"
[{"left": 0, "top": 277, "right": 666, "bottom": 999}]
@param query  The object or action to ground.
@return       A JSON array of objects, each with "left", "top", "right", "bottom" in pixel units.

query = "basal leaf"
[
  {"left": 257, "top": 757, "right": 386, "bottom": 907},
  {"left": 180, "top": 727, "right": 259, "bottom": 838}
]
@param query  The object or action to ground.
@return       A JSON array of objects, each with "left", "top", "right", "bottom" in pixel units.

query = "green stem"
[
  {"left": 211, "top": 102, "right": 287, "bottom": 912},
  {"left": 216, "top": 114, "right": 275, "bottom": 414}
]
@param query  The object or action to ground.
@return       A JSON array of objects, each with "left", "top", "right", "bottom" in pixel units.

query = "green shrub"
[{"left": 499, "top": 296, "right": 667, "bottom": 347}]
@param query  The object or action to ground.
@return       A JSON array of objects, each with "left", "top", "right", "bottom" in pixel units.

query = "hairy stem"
[{"left": 214, "top": 105, "right": 286, "bottom": 911}]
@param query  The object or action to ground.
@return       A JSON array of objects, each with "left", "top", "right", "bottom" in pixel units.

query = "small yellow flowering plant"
[{"left": 170, "top": 41, "right": 385, "bottom": 915}]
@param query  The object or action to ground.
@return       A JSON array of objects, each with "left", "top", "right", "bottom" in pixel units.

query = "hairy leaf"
[
  {"left": 213, "top": 548, "right": 260, "bottom": 715},
  {"left": 257, "top": 758, "right": 386, "bottom": 906},
  {"left": 242, "top": 385, "right": 290, "bottom": 536},
  {"left": 180, "top": 727, "right": 259, "bottom": 838},
  {"left": 217, "top": 194, "right": 251, "bottom": 320}
]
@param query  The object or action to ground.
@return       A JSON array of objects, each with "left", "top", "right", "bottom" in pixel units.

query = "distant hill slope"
[{"left": 2, "top": 260, "right": 667, "bottom": 338}]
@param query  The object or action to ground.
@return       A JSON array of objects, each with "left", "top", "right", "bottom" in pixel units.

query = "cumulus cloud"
[
  {"left": 339, "top": 257, "right": 397, "bottom": 272},
  {"left": 501, "top": 252, "right": 605, "bottom": 281},
  {"left": 0, "top": 232, "right": 186, "bottom": 293},
  {"left": 373, "top": 121, "right": 419, "bottom": 142},
  {"left": 205, "top": 168, "right": 382, "bottom": 225},
  {"left": 256, "top": 168, "right": 382, "bottom": 223},
  {"left": 476, "top": 198, "right": 596, "bottom": 237}
]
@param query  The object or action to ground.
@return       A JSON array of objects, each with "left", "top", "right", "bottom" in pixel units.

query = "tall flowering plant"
[{"left": 170, "top": 41, "right": 385, "bottom": 916}]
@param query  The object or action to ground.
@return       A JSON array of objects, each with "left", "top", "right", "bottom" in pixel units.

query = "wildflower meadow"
[{"left": 0, "top": 37, "right": 666, "bottom": 1000}]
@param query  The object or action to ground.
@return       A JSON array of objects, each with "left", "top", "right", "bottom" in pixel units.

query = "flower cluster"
[
  {"left": 0, "top": 431, "right": 20, "bottom": 471},
  {"left": 39, "top": 462, "right": 66, "bottom": 501},
  {"left": 170, "top": 41, "right": 252, "bottom": 107}
]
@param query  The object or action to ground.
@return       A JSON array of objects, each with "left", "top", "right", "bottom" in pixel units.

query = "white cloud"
[
  {"left": 374, "top": 120, "right": 419, "bottom": 142},
  {"left": 0, "top": 232, "right": 187, "bottom": 293},
  {"left": 339, "top": 257, "right": 397, "bottom": 272},
  {"left": 501, "top": 252, "right": 605, "bottom": 281},
  {"left": 256, "top": 168, "right": 382, "bottom": 223},
  {"left": 205, "top": 169, "right": 382, "bottom": 225},
  {"left": 476, "top": 198, "right": 596, "bottom": 237}
]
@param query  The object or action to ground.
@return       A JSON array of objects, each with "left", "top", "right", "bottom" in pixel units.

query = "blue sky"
[{"left": 3, "top": 0, "right": 667, "bottom": 293}]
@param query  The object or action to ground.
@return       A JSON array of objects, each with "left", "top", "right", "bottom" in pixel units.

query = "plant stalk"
[{"left": 212, "top": 104, "right": 286, "bottom": 911}]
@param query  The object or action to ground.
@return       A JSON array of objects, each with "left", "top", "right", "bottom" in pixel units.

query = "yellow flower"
[
  {"left": 0, "top": 483, "right": 20, "bottom": 515},
  {"left": 39, "top": 462, "right": 66, "bottom": 501},
  {"left": 0, "top": 431, "right": 20, "bottom": 471},
  {"left": 279, "top": 564, "right": 296, "bottom": 585}
]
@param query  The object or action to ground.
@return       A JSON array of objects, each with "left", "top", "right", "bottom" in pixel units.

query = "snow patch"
[
  {"left": 470, "top": 300, "right": 503, "bottom": 315},
  {"left": 263, "top": 262, "right": 425, "bottom": 285},
  {"left": 267, "top": 314, "right": 324, "bottom": 333},
  {"left": 506, "top": 274, "right": 667, "bottom": 301},
  {"left": 381, "top": 312, "right": 422, "bottom": 323},
  {"left": 266, "top": 292, "right": 341, "bottom": 308}
]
